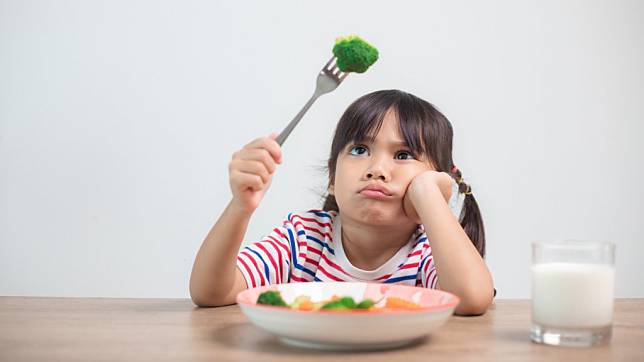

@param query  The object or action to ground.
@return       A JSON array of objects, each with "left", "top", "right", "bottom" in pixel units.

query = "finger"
[
  {"left": 237, "top": 148, "right": 277, "bottom": 174},
  {"left": 246, "top": 136, "right": 282, "bottom": 164},
  {"left": 231, "top": 159, "right": 271, "bottom": 184},
  {"left": 231, "top": 170, "right": 264, "bottom": 191}
]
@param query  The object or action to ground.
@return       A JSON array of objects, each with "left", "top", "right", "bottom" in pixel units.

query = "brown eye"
[
  {"left": 349, "top": 145, "right": 369, "bottom": 156},
  {"left": 395, "top": 151, "right": 414, "bottom": 160}
]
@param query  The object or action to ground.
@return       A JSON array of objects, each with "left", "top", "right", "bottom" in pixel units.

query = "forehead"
[{"left": 359, "top": 108, "right": 404, "bottom": 143}]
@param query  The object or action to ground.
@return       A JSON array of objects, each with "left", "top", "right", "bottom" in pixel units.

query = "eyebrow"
[{"left": 354, "top": 139, "right": 409, "bottom": 148}]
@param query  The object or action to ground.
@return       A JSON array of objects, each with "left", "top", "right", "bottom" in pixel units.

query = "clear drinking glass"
[{"left": 531, "top": 240, "right": 615, "bottom": 347}]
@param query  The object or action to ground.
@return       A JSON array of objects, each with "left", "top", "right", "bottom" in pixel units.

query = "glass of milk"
[{"left": 531, "top": 240, "right": 615, "bottom": 347}]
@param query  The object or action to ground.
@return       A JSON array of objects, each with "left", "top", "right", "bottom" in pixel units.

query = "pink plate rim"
[{"left": 236, "top": 282, "right": 460, "bottom": 315}]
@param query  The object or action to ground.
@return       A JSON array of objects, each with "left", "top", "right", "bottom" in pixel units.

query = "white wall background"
[{"left": 1, "top": 0, "right": 643, "bottom": 298}]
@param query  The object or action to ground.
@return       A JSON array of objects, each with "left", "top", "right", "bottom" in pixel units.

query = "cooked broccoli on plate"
[
  {"left": 332, "top": 35, "right": 379, "bottom": 73},
  {"left": 256, "top": 290, "right": 288, "bottom": 307},
  {"left": 255, "top": 291, "right": 415, "bottom": 312},
  {"left": 320, "top": 296, "right": 358, "bottom": 310}
]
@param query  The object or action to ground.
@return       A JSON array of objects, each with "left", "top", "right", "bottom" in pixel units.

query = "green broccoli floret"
[
  {"left": 355, "top": 299, "right": 375, "bottom": 309},
  {"left": 332, "top": 35, "right": 379, "bottom": 73},
  {"left": 320, "top": 297, "right": 357, "bottom": 310},
  {"left": 256, "top": 290, "right": 288, "bottom": 307}
]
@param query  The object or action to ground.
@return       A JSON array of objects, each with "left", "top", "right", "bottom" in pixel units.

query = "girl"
[{"left": 190, "top": 90, "right": 494, "bottom": 315}]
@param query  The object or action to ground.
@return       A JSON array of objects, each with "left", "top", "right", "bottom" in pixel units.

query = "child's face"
[{"left": 331, "top": 110, "right": 434, "bottom": 226}]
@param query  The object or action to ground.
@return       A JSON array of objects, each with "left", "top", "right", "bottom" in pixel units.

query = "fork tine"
[
  {"left": 339, "top": 71, "right": 348, "bottom": 81},
  {"left": 324, "top": 57, "right": 336, "bottom": 70}
]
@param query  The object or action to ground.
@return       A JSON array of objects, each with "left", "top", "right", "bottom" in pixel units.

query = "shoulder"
[
  {"left": 281, "top": 210, "right": 337, "bottom": 240},
  {"left": 283, "top": 210, "right": 337, "bottom": 226}
]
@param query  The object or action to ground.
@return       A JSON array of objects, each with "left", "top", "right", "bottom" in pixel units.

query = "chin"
[{"left": 354, "top": 207, "right": 402, "bottom": 226}]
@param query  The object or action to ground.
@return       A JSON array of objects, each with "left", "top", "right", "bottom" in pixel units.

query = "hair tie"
[{"left": 451, "top": 165, "right": 459, "bottom": 174}]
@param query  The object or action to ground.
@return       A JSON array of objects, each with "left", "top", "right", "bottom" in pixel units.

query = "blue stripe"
[
  {"left": 419, "top": 254, "right": 432, "bottom": 273},
  {"left": 384, "top": 274, "right": 418, "bottom": 283},
  {"left": 311, "top": 211, "right": 332, "bottom": 219},
  {"left": 305, "top": 235, "right": 335, "bottom": 255},
  {"left": 286, "top": 228, "right": 316, "bottom": 277},
  {"left": 245, "top": 247, "right": 271, "bottom": 284},
  {"left": 414, "top": 236, "right": 427, "bottom": 246}
]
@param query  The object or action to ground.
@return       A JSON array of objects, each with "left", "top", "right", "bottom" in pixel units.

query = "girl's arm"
[
  {"left": 404, "top": 171, "right": 494, "bottom": 315},
  {"left": 189, "top": 135, "right": 282, "bottom": 307}
]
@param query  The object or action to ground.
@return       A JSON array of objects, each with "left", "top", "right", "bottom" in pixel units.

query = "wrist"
[
  {"left": 411, "top": 184, "right": 446, "bottom": 216},
  {"left": 228, "top": 199, "right": 256, "bottom": 218}
]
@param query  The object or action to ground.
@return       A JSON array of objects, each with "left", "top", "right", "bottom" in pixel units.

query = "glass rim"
[{"left": 532, "top": 240, "right": 615, "bottom": 250}]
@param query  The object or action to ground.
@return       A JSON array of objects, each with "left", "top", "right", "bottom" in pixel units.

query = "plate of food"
[{"left": 236, "top": 282, "right": 460, "bottom": 350}]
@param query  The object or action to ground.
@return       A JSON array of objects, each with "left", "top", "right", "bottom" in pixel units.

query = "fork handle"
[{"left": 276, "top": 93, "right": 320, "bottom": 146}]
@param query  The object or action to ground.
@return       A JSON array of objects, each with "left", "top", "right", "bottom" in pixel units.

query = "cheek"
[{"left": 398, "top": 165, "right": 430, "bottom": 186}]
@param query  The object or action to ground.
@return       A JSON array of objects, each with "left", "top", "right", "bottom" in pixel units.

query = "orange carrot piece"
[
  {"left": 385, "top": 297, "right": 421, "bottom": 309},
  {"left": 298, "top": 300, "right": 315, "bottom": 311}
]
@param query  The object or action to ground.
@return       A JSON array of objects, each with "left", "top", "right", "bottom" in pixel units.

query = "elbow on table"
[
  {"left": 190, "top": 287, "right": 230, "bottom": 308},
  {"left": 454, "top": 288, "right": 494, "bottom": 316}
]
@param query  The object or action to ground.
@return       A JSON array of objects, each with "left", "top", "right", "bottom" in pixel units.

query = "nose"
[
  {"left": 366, "top": 170, "right": 386, "bottom": 181},
  {"left": 364, "top": 157, "right": 389, "bottom": 181}
]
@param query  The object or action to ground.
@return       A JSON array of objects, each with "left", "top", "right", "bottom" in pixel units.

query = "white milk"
[{"left": 532, "top": 262, "right": 615, "bottom": 328}]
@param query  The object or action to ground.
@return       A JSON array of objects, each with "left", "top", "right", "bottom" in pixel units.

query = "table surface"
[{"left": 1, "top": 297, "right": 643, "bottom": 361}]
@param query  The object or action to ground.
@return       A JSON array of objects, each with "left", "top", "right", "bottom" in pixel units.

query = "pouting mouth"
[{"left": 359, "top": 184, "right": 393, "bottom": 197}]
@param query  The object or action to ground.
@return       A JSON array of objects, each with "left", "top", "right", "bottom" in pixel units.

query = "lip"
[{"left": 359, "top": 184, "right": 394, "bottom": 200}]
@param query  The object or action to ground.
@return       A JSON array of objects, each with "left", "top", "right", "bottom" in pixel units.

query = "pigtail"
[
  {"left": 451, "top": 168, "right": 486, "bottom": 257},
  {"left": 322, "top": 194, "right": 339, "bottom": 212}
]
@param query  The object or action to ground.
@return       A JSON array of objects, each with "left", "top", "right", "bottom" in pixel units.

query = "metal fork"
[{"left": 275, "top": 57, "right": 348, "bottom": 145}]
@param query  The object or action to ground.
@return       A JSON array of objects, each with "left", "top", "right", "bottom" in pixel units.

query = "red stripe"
[
  {"left": 320, "top": 253, "right": 353, "bottom": 278},
  {"left": 399, "top": 262, "right": 419, "bottom": 270},
  {"left": 423, "top": 256, "right": 433, "bottom": 273},
  {"left": 292, "top": 221, "right": 332, "bottom": 239},
  {"left": 241, "top": 251, "right": 266, "bottom": 286},
  {"left": 317, "top": 265, "right": 344, "bottom": 281},
  {"left": 274, "top": 228, "right": 287, "bottom": 239},
  {"left": 303, "top": 256, "right": 320, "bottom": 267},
  {"left": 290, "top": 214, "right": 332, "bottom": 229},
  {"left": 425, "top": 268, "right": 437, "bottom": 289},
  {"left": 430, "top": 272, "right": 439, "bottom": 289},
  {"left": 406, "top": 249, "right": 422, "bottom": 258},
  {"left": 264, "top": 238, "right": 286, "bottom": 283},
  {"left": 297, "top": 241, "right": 323, "bottom": 256},
  {"left": 306, "top": 247, "right": 322, "bottom": 256},
  {"left": 376, "top": 273, "right": 391, "bottom": 281},
  {"left": 267, "top": 235, "right": 291, "bottom": 259},
  {"left": 256, "top": 243, "right": 279, "bottom": 284},
  {"left": 290, "top": 274, "right": 308, "bottom": 282},
  {"left": 266, "top": 236, "right": 289, "bottom": 262},
  {"left": 237, "top": 255, "right": 256, "bottom": 288}
]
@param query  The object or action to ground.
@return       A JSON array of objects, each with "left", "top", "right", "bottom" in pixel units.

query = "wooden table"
[{"left": 1, "top": 297, "right": 642, "bottom": 361}]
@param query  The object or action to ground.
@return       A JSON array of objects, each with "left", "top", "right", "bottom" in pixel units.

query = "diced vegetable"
[
  {"left": 320, "top": 296, "right": 357, "bottom": 310},
  {"left": 256, "top": 290, "right": 288, "bottom": 307},
  {"left": 384, "top": 296, "right": 421, "bottom": 309}
]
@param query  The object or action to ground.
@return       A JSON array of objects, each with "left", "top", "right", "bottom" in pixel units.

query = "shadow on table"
[{"left": 211, "top": 322, "right": 430, "bottom": 355}]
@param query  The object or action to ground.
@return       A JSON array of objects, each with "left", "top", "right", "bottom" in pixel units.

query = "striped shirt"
[
  {"left": 236, "top": 179, "right": 465, "bottom": 290},
  {"left": 237, "top": 210, "right": 442, "bottom": 289}
]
